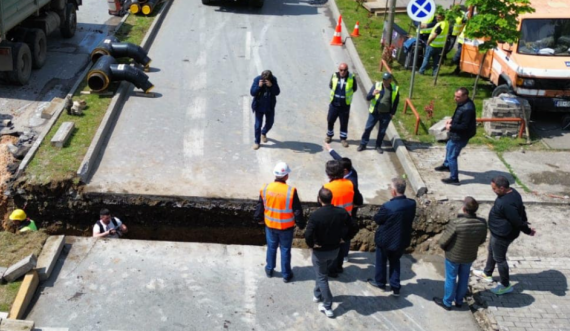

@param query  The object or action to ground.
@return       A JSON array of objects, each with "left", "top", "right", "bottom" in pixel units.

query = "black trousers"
[
  {"left": 484, "top": 235, "right": 513, "bottom": 287},
  {"left": 327, "top": 104, "right": 350, "bottom": 140}
]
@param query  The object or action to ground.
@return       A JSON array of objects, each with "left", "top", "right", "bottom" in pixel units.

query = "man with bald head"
[{"left": 326, "top": 63, "right": 358, "bottom": 148}]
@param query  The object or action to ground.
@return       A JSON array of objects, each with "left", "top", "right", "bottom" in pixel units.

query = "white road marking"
[
  {"left": 245, "top": 31, "right": 252, "bottom": 60},
  {"left": 184, "top": 127, "right": 205, "bottom": 158},
  {"left": 243, "top": 96, "right": 251, "bottom": 144},
  {"left": 188, "top": 96, "right": 206, "bottom": 120}
]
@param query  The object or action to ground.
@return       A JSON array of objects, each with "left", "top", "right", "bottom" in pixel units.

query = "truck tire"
[
  {"left": 492, "top": 84, "right": 513, "bottom": 97},
  {"left": 60, "top": 3, "right": 77, "bottom": 38},
  {"left": 25, "top": 29, "right": 47, "bottom": 69},
  {"left": 8, "top": 42, "right": 32, "bottom": 86}
]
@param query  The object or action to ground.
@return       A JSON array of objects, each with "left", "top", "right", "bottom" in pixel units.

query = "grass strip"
[{"left": 25, "top": 7, "right": 163, "bottom": 184}]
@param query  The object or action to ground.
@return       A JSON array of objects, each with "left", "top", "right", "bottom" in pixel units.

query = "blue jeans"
[
  {"left": 443, "top": 259, "right": 472, "bottom": 307},
  {"left": 312, "top": 248, "right": 339, "bottom": 309},
  {"left": 360, "top": 112, "right": 392, "bottom": 147},
  {"left": 374, "top": 247, "right": 403, "bottom": 289},
  {"left": 419, "top": 45, "right": 442, "bottom": 75},
  {"left": 452, "top": 42, "right": 463, "bottom": 65},
  {"left": 265, "top": 227, "right": 294, "bottom": 279},
  {"left": 443, "top": 139, "right": 468, "bottom": 181},
  {"left": 254, "top": 110, "right": 274, "bottom": 144}
]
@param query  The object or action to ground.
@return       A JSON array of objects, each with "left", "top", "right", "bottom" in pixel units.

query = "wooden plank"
[
  {"left": 50, "top": 122, "right": 75, "bottom": 148},
  {"left": 7, "top": 270, "right": 39, "bottom": 320}
]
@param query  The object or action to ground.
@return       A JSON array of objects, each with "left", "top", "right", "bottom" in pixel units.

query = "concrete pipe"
[
  {"left": 141, "top": 0, "right": 159, "bottom": 15},
  {"left": 88, "top": 55, "right": 154, "bottom": 93},
  {"left": 91, "top": 37, "right": 152, "bottom": 69}
]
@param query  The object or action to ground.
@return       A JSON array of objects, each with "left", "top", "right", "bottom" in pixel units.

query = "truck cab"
[{"left": 460, "top": 0, "right": 570, "bottom": 114}]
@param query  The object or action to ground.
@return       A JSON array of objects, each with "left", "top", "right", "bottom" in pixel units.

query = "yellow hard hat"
[{"left": 9, "top": 209, "right": 27, "bottom": 221}]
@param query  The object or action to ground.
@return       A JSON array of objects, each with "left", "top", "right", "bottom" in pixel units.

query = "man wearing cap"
[
  {"left": 357, "top": 72, "right": 400, "bottom": 154},
  {"left": 326, "top": 63, "right": 358, "bottom": 147},
  {"left": 250, "top": 69, "right": 280, "bottom": 150},
  {"left": 254, "top": 162, "right": 305, "bottom": 282},
  {"left": 9, "top": 209, "right": 37, "bottom": 233}
]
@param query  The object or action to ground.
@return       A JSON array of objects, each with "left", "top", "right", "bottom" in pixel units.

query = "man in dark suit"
[
  {"left": 368, "top": 178, "right": 416, "bottom": 296},
  {"left": 305, "top": 187, "right": 352, "bottom": 318},
  {"left": 250, "top": 70, "right": 280, "bottom": 150},
  {"left": 324, "top": 142, "right": 362, "bottom": 274}
]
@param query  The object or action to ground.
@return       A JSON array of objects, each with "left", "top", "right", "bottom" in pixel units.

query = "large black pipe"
[
  {"left": 88, "top": 55, "right": 154, "bottom": 93},
  {"left": 91, "top": 37, "right": 152, "bottom": 70},
  {"left": 141, "top": 0, "right": 159, "bottom": 15}
]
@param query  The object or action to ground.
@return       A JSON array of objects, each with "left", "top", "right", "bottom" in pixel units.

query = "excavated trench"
[{"left": 2, "top": 176, "right": 462, "bottom": 253}]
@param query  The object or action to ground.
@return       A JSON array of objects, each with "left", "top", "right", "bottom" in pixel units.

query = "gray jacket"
[{"left": 438, "top": 214, "right": 487, "bottom": 264}]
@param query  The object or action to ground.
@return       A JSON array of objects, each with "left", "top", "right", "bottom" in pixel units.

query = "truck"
[
  {"left": 0, "top": 0, "right": 82, "bottom": 85},
  {"left": 460, "top": 0, "right": 570, "bottom": 122}
]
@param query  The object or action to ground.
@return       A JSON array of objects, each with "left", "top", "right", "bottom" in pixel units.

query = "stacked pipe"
[
  {"left": 130, "top": 0, "right": 160, "bottom": 16},
  {"left": 130, "top": 0, "right": 142, "bottom": 14},
  {"left": 141, "top": 0, "right": 159, "bottom": 15},
  {"left": 91, "top": 37, "right": 152, "bottom": 71},
  {"left": 88, "top": 55, "right": 154, "bottom": 93}
]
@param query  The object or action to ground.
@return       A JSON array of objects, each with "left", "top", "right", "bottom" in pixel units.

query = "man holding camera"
[
  {"left": 93, "top": 208, "right": 128, "bottom": 238},
  {"left": 250, "top": 70, "right": 281, "bottom": 150}
]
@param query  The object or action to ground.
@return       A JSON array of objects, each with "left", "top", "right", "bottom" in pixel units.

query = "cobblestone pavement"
[{"left": 469, "top": 205, "right": 570, "bottom": 331}]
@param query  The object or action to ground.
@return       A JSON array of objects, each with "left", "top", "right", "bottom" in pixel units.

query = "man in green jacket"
[{"left": 433, "top": 197, "right": 487, "bottom": 310}]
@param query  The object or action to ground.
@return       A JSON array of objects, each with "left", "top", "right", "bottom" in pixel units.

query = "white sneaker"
[
  {"left": 318, "top": 303, "right": 334, "bottom": 318},
  {"left": 313, "top": 296, "right": 322, "bottom": 303},
  {"left": 472, "top": 269, "right": 493, "bottom": 283}
]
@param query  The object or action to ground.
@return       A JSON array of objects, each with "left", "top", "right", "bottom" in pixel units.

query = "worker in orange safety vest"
[{"left": 254, "top": 161, "right": 305, "bottom": 283}]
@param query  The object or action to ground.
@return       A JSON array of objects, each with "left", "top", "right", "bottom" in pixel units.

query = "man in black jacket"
[
  {"left": 250, "top": 70, "right": 280, "bottom": 150},
  {"left": 435, "top": 87, "right": 477, "bottom": 185},
  {"left": 305, "top": 188, "right": 352, "bottom": 318},
  {"left": 368, "top": 178, "right": 416, "bottom": 296},
  {"left": 325, "top": 142, "right": 362, "bottom": 274},
  {"left": 473, "top": 176, "right": 536, "bottom": 295}
]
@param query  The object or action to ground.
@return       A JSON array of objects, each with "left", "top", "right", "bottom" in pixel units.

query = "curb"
[
  {"left": 77, "top": 0, "right": 174, "bottom": 182},
  {"left": 328, "top": 1, "right": 428, "bottom": 197},
  {"left": 15, "top": 12, "right": 132, "bottom": 178}
]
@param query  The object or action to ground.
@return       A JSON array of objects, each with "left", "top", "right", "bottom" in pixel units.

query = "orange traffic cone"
[
  {"left": 351, "top": 21, "right": 360, "bottom": 37},
  {"left": 330, "top": 15, "right": 343, "bottom": 46}
]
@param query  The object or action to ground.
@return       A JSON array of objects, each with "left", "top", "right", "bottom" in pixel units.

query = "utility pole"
[{"left": 385, "top": 0, "right": 397, "bottom": 46}]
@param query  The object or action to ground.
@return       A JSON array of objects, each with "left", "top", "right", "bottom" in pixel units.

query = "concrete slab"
[
  {"left": 407, "top": 145, "right": 536, "bottom": 202},
  {"left": 3, "top": 255, "right": 37, "bottom": 283},
  {"left": 503, "top": 151, "right": 570, "bottom": 198},
  {"left": 27, "top": 237, "right": 479, "bottom": 330},
  {"left": 36, "top": 236, "right": 65, "bottom": 282},
  {"left": 85, "top": 0, "right": 402, "bottom": 205},
  {"left": 0, "top": 318, "right": 34, "bottom": 331},
  {"left": 531, "top": 116, "right": 570, "bottom": 150}
]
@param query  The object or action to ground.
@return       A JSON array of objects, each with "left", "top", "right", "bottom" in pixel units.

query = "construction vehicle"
[
  {"left": 0, "top": 0, "right": 82, "bottom": 85},
  {"left": 460, "top": 0, "right": 570, "bottom": 122}
]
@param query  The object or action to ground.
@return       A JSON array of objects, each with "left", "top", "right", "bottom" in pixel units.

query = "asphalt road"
[
  {"left": 86, "top": 0, "right": 404, "bottom": 204},
  {"left": 0, "top": 0, "right": 122, "bottom": 135}
]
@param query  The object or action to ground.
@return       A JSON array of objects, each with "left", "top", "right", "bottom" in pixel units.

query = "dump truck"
[
  {"left": 0, "top": 0, "right": 82, "bottom": 85},
  {"left": 460, "top": 0, "right": 570, "bottom": 121}
]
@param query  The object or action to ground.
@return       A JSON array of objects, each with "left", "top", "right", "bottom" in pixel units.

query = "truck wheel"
[
  {"left": 25, "top": 29, "right": 47, "bottom": 69},
  {"left": 202, "top": 0, "right": 211, "bottom": 4},
  {"left": 492, "top": 84, "right": 513, "bottom": 97},
  {"left": 60, "top": 3, "right": 77, "bottom": 38},
  {"left": 8, "top": 42, "right": 32, "bottom": 86}
]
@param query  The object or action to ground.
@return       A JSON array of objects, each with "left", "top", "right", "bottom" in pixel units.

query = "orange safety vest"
[
  {"left": 324, "top": 179, "right": 354, "bottom": 213},
  {"left": 261, "top": 182, "right": 296, "bottom": 230}
]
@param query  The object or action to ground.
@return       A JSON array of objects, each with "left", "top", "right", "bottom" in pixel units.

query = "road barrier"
[
  {"left": 403, "top": 98, "right": 421, "bottom": 135},
  {"left": 476, "top": 118, "right": 526, "bottom": 139}
]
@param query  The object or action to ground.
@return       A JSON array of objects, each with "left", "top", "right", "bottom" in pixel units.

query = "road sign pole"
[{"left": 409, "top": 27, "right": 421, "bottom": 99}]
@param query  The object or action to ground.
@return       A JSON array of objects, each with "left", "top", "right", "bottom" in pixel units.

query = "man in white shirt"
[{"left": 93, "top": 208, "right": 128, "bottom": 238}]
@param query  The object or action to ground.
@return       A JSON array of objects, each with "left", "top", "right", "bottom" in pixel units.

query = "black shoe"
[
  {"left": 367, "top": 279, "right": 386, "bottom": 290},
  {"left": 434, "top": 165, "right": 450, "bottom": 172},
  {"left": 455, "top": 302, "right": 464, "bottom": 308},
  {"left": 375, "top": 146, "right": 384, "bottom": 154},
  {"left": 392, "top": 287, "right": 400, "bottom": 297},
  {"left": 265, "top": 269, "right": 273, "bottom": 278},
  {"left": 453, "top": 67, "right": 460, "bottom": 76},
  {"left": 357, "top": 144, "right": 366, "bottom": 152},
  {"left": 441, "top": 178, "right": 460, "bottom": 186},
  {"left": 433, "top": 297, "right": 452, "bottom": 311},
  {"left": 283, "top": 274, "right": 294, "bottom": 283},
  {"left": 336, "top": 266, "right": 344, "bottom": 274}
]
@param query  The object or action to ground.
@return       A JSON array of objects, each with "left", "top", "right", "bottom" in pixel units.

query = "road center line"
[{"left": 245, "top": 31, "right": 252, "bottom": 60}]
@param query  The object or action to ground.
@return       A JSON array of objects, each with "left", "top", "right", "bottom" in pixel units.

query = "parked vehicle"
[
  {"left": 202, "top": 0, "right": 264, "bottom": 9},
  {"left": 460, "top": 0, "right": 570, "bottom": 119},
  {"left": 0, "top": 0, "right": 82, "bottom": 85}
]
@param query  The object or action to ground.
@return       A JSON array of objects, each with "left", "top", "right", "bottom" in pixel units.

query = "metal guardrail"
[{"left": 402, "top": 98, "right": 421, "bottom": 135}]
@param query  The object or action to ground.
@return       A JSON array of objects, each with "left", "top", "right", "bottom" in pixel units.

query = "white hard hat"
[{"left": 273, "top": 161, "right": 291, "bottom": 177}]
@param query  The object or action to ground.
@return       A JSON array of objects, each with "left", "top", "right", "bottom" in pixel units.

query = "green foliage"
[{"left": 465, "top": 0, "right": 535, "bottom": 52}]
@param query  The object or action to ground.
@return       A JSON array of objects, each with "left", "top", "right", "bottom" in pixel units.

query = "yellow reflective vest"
[
  {"left": 452, "top": 12, "right": 466, "bottom": 36},
  {"left": 369, "top": 82, "right": 399, "bottom": 113},
  {"left": 429, "top": 21, "right": 450, "bottom": 48},
  {"left": 330, "top": 73, "right": 355, "bottom": 105}
]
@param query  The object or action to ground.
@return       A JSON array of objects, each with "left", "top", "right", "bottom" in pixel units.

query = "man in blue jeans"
[
  {"left": 357, "top": 72, "right": 399, "bottom": 154},
  {"left": 435, "top": 87, "right": 476, "bottom": 185},
  {"left": 433, "top": 197, "right": 487, "bottom": 310},
  {"left": 254, "top": 162, "right": 305, "bottom": 282},
  {"left": 250, "top": 70, "right": 280, "bottom": 150}
]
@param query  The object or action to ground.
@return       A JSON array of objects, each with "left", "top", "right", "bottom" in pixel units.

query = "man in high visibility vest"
[
  {"left": 326, "top": 63, "right": 358, "bottom": 148},
  {"left": 417, "top": 14, "right": 437, "bottom": 44},
  {"left": 452, "top": 10, "right": 469, "bottom": 75},
  {"left": 419, "top": 12, "right": 449, "bottom": 76},
  {"left": 254, "top": 161, "right": 305, "bottom": 283},
  {"left": 9, "top": 209, "right": 37, "bottom": 233},
  {"left": 357, "top": 72, "right": 400, "bottom": 154},
  {"left": 323, "top": 160, "right": 354, "bottom": 277}
]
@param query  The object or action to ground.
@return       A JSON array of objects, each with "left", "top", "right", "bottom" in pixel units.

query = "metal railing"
[
  {"left": 476, "top": 118, "right": 526, "bottom": 139},
  {"left": 402, "top": 98, "right": 421, "bottom": 135}
]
